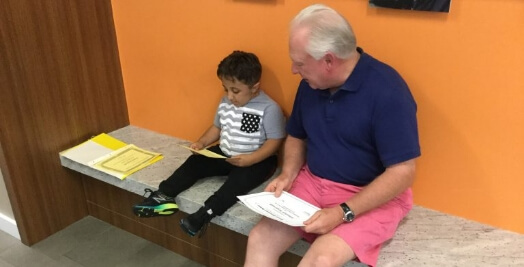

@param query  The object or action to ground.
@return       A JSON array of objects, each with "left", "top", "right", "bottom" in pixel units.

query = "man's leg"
[
  {"left": 299, "top": 234, "right": 355, "bottom": 267},
  {"left": 245, "top": 217, "right": 302, "bottom": 267}
]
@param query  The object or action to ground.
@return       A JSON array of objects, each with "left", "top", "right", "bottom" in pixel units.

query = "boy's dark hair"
[{"left": 217, "top": 51, "right": 262, "bottom": 87}]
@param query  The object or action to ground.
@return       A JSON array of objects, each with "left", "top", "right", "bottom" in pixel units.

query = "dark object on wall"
[{"left": 370, "top": 0, "right": 451, "bottom": 13}]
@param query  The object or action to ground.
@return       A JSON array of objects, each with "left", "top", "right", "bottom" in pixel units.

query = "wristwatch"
[{"left": 340, "top": 203, "right": 355, "bottom": 223}]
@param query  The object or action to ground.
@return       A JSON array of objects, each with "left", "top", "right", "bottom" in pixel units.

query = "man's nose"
[{"left": 291, "top": 63, "right": 299, "bottom": 74}]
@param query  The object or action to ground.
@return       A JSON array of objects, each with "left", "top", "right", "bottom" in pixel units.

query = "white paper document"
[
  {"left": 60, "top": 140, "right": 114, "bottom": 165},
  {"left": 237, "top": 192, "right": 320, "bottom": 227}
]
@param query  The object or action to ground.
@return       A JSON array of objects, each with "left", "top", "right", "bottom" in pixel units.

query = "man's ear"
[{"left": 324, "top": 53, "right": 335, "bottom": 70}]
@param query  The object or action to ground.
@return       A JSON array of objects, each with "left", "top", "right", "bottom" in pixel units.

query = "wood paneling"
[
  {"left": 0, "top": 0, "right": 302, "bottom": 263},
  {"left": 83, "top": 177, "right": 302, "bottom": 266},
  {"left": 0, "top": 0, "right": 128, "bottom": 245}
]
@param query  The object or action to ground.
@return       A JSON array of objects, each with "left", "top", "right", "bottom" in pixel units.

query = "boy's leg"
[
  {"left": 159, "top": 148, "right": 231, "bottom": 197},
  {"left": 134, "top": 145, "right": 231, "bottom": 217},
  {"left": 205, "top": 155, "right": 277, "bottom": 215},
  {"left": 179, "top": 155, "right": 277, "bottom": 236}
]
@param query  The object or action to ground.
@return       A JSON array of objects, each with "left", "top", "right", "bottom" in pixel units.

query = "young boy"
[{"left": 132, "top": 51, "right": 286, "bottom": 237}]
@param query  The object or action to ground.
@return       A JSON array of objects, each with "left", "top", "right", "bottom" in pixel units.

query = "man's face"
[
  {"left": 289, "top": 28, "right": 328, "bottom": 90},
  {"left": 221, "top": 78, "right": 259, "bottom": 107}
]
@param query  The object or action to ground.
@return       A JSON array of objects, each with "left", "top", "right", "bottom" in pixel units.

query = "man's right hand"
[{"left": 264, "top": 174, "right": 294, "bottom": 197}]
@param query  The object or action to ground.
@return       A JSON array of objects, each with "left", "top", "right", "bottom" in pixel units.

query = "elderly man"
[{"left": 245, "top": 4, "right": 420, "bottom": 267}]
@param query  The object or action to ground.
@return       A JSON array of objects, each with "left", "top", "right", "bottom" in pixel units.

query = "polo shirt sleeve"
[{"left": 373, "top": 81, "right": 421, "bottom": 167}]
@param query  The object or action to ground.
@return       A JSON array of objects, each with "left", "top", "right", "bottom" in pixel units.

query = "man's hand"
[
  {"left": 264, "top": 173, "right": 295, "bottom": 197},
  {"left": 302, "top": 206, "right": 344, "bottom": 234}
]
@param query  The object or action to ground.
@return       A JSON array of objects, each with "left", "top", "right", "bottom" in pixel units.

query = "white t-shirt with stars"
[{"left": 213, "top": 91, "right": 286, "bottom": 157}]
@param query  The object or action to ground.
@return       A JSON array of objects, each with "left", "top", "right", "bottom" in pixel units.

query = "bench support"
[{"left": 83, "top": 177, "right": 302, "bottom": 266}]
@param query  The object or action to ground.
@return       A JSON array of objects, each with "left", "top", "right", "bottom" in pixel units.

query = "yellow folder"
[{"left": 60, "top": 133, "right": 163, "bottom": 180}]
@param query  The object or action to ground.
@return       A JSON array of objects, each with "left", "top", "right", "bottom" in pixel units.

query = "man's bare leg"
[
  {"left": 245, "top": 217, "right": 302, "bottom": 267},
  {"left": 298, "top": 233, "right": 355, "bottom": 267}
]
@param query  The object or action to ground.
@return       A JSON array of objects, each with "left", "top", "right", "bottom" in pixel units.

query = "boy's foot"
[
  {"left": 179, "top": 206, "right": 215, "bottom": 237},
  {"left": 132, "top": 189, "right": 178, "bottom": 217}
]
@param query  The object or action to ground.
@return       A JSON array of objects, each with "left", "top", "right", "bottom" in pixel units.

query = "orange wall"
[{"left": 111, "top": 0, "right": 524, "bottom": 234}]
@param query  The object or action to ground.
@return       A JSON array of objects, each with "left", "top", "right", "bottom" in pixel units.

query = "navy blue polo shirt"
[{"left": 287, "top": 48, "right": 421, "bottom": 186}]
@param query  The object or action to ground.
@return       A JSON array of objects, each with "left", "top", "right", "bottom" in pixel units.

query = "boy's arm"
[
  {"left": 191, "top": 125, "right": 221, "bottom": 150},
  {"left": 226, "top": 138, "right": 283, "bottom": 167},
  {"left": 250, "top": 138, "right": 284, "bottom": 163}
]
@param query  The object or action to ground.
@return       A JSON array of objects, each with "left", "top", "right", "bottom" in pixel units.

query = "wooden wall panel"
[
  {"left": 0, "top": 0, "right": 128, "bottom": 245},
  {"left": 83, "top": 177, "right": 303, "bottom": 266}
]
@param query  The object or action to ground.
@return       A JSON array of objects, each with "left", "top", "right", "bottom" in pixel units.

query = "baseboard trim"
[{"left": 0, "top": 212, "right": 20, "bottom": 240}]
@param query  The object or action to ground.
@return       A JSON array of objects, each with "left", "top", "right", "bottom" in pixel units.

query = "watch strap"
[{"left": 340, "top": 202, "right": 354, "bottom": 222}]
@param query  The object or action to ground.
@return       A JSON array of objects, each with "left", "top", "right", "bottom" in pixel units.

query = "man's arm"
[
  {"left": 345, "top": 158, "right": 416, "bottom": 217},
  {"left": 265, "top": 135, "right": 307, "bottom": 197}
]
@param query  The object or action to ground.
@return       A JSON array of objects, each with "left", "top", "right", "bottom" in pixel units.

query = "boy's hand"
[
  {"left": 226, "top": 154, "right": 254, "bottom": 167},
  {"left": 189, "top": 142, "right": 205, "bottom": 153}
]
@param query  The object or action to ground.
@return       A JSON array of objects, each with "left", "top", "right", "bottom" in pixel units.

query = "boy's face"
[{"left": 221, "top": 77, "right": 259, "bottom": 107}]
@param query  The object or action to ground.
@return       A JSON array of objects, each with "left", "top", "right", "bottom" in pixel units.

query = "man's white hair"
[{"left": 291, "top": 4, "right": 357, "bottom": 60}]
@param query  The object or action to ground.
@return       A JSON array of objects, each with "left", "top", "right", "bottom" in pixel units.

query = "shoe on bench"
[
  {"left": 180, "top": 206, "right": 215, "bottom": 237},
  {"left": 132, "top": 189, "right": 178, "bottom": 217}
]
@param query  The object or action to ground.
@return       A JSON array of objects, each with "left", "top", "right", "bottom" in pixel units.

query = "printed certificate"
[{"left": 238, "top": 192, "right": 320, "bottom": 227}]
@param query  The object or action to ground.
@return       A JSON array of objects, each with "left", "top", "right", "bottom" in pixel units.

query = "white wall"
[{"left": 0, "top": 168, "right": 20, "bottom": 239}]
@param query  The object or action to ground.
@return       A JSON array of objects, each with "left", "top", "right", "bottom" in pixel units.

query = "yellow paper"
[
  {"left": 178, "top": 145, "right": 227, "bottom": 159},
  {"left": 60, "top": 133, "right": 126, "bottom": 165},
  {"left": 90, "top": 133, "right": 127, "bottom": 150},
  {"left": 96, "top": 145, "right": 158, "bottom": 172},
  {"left": 60, "top": 133, "right": 163, "bottom": 180},
  {"left": 92, "top": 144, "right": 163, "bottom": 178}
]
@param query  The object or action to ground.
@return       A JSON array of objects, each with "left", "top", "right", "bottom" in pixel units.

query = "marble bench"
[{"left": 60, "top": 125, "right": 524, "bottom": 266}]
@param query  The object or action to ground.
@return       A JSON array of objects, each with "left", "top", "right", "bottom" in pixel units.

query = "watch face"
[{"left": 345, "top": 211, "right": 354, "bottom": 222}]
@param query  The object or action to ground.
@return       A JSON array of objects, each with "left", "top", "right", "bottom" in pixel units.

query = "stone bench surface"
[{"left": 60, "top": 125, "right": 524, "bottom": 266}]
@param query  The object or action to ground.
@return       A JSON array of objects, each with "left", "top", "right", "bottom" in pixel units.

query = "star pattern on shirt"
[{"left": 240, "top": 113, "right": 261, "bottom": 133}]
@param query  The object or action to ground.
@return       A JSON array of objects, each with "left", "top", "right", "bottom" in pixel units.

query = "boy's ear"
[{"left": 251, "top": 82, "right": 261, "bottom": 92}]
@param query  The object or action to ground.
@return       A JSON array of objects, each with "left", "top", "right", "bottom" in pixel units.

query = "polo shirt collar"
[{"left": 339, "top": 47, "right": 369, "bottom": 92}]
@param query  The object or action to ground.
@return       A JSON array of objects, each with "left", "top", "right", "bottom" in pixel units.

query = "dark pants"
[{"left": 158, "top": 145, "right": 277, "bottom": 216}]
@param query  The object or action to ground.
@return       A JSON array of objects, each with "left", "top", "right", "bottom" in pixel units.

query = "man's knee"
[
  {"left": 245, "top": 220, "right": 283, "bottom": 267},
  {"left": 299, "top": 254, "right": 340, "bottom": 267},
  {"left": 247, "top": 218, "right": 299, "bottom": 252},
  {"left": 300, "top": 234, "right": 355, "bottom": 267},
  {"left": 247, "top": 220, "right": 267, "bottom": 246}
]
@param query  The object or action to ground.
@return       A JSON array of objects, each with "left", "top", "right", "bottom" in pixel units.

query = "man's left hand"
[{"left": 302, "top": 206, "right": 344, "bottom": 234}]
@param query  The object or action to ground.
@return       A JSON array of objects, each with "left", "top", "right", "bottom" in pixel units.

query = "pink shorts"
[{"left": 289, "top": 166, "right": 412, "bottom": 267}]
